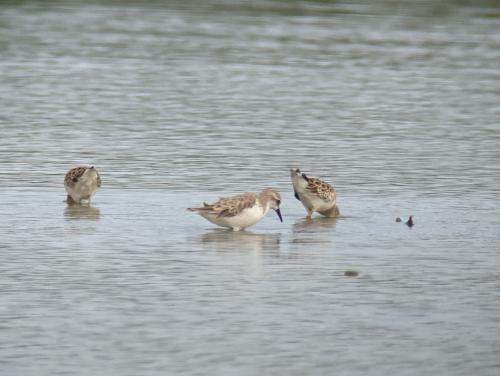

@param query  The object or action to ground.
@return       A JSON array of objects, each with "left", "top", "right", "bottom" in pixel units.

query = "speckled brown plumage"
[
  {"left": 64, "top": 167, "right": 87, "bottom": 188},
  {"left": 188, "top": 189, "right": 283, "bottom": 231},
  {"left": 64, "top": 166, "right": 101, "bottom": 204},
  {"left": 192, "top": 193, "right": 257, "bottom": 218},
  {"left": 305, "top": 177, "right": 336, "bottom": 202},
  {"left": 291, "top": 168, "right": 339, "bottom": 218}
]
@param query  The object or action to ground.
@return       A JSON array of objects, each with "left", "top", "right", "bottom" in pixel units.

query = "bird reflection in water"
[
  {"left": 201, "top": 230, "right": 281, "bottom": 253},
  {"left": 290, "top": 217, "right": 339, "bottom": 249},
  {"left": 200, "top": 230, "right": 282, "bottom": 274},
  {"left": 293, "top": 216, "right": 339, "bottom": 233},
  {"left": 64, "top": 204, "right": 100, "bottom": 220}
]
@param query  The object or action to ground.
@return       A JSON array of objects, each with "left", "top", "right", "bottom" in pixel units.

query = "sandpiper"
[
  {"left": 290, "top": 168, "right": 339, "bottom": 219},
  {"left": 187, "top": 188, "right": 283, "bottom": 231},
  {"left": 64, "top": 166, "right": 101, "bottom": 204}
]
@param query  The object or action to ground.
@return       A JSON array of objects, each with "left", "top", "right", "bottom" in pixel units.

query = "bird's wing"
[
  {"left": 188, "top": 193, "right": 257, "bottom": 218},
  {"left": 306, "top": 178, "right": 336, "bottom": 201},
  {"left": 215, "top": 193, "right": 257, "bottom": 218}
]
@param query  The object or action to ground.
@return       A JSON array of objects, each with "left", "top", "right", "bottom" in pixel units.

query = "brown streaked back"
[
  {"left": 189, "top": 193, "right": 257, "bottom": 218},
  {"left": 306, "top": 178, "right": 336, "bottom": 201},
  {"left": 64, "top": 167, "right": 87, "bottom": 188}
]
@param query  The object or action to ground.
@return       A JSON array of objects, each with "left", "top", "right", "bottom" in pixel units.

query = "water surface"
[{"left": 0, "top": 1, "right": 499, "bottom": 375}]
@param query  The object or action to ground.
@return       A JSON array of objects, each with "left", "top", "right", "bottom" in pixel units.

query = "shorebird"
[
  {"left": 64, "top": 166, "right": 101, "bottom": 204},
  {"left": 290, "top": 168, "right": 339, "bottom": 219},
  {"left": 187, "top": 188, "right": 283, "bottom": 231}
]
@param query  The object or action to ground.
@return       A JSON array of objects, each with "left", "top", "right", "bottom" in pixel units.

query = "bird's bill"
[{"left": 275, "top": 208, "right": 283, "bottom": 222}]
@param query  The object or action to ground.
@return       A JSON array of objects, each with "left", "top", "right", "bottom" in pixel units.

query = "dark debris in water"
[
  {"left": 344, "top": 270, "right": 359, "bottom": 277},
  {"left": 396, "top": 216, "right": 414, "bottom": 227}
]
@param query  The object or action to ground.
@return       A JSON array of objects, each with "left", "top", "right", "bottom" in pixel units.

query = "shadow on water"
[
  {"left": 199, "top": 229, "right": 281, "bottom": 254},
  {"left": 64, "top": 204, "right": 101, "bottom": 220}
]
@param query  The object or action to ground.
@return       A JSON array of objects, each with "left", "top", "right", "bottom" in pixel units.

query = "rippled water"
[{"left": 0, "top": 1, "right": 499, "bottom": 375}]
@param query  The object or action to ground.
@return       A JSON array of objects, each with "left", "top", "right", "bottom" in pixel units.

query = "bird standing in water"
[
  {"left": 188, "top": 188, "right": 283, "bottom": 231},
  {"left": 64, "top": 166, "right": 101, "bottom": 204},
  {"left": 290, "top": 168, "right": 339, "bottom": 219}
]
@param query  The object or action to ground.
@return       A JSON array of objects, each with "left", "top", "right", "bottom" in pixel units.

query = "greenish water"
[{"left": 0, "top": 1, "right": 499, "bottom": 375}]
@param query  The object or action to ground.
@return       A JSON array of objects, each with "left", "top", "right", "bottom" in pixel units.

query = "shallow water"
[{"left": 0, "top": 1, "right": 499, "bottom": 375}]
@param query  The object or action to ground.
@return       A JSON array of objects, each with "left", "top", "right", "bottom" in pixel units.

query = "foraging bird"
[
  {"left": 64, "top": 166, "right": 101, "bottom": 204},
  {"left": 187, "top": 188, "right": 283, "bottom": 231},
  {"left": 290, "top": 168, "right": 339, "bottom": 218}
]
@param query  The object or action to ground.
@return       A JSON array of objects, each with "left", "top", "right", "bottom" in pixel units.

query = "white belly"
[
  {"left": 293, "top": 183, "right": 335, "bottom": 213},
  {"left": 199, "top": 205, "right": 266, "bottom": 231},
  {"left": 66, "top": 178, "right": 99, "bottom": 202},
  {"left": 302, "top": 194, "right": 334, "bottom": 212}
]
